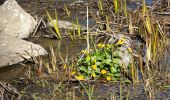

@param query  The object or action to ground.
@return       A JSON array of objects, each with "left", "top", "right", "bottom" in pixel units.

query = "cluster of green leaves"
[{"left": 74, "top": 43, "right": 123, "bottom": 81}]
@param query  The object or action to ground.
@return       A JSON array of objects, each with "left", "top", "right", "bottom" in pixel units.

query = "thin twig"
[{"left": 32, "top": 17, "right": 43, "bottom": 37}]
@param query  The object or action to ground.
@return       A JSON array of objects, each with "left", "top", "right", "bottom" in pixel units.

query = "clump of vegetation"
[{"left": 72, "top": 43, "right": 132, "bottom": 81}]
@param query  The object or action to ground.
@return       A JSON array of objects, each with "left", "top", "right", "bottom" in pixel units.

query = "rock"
[
  {"left": 0, "top": 0, "right": 37, "bottom": 38},
  {"left": 70, "top": 0, "right": 85, "bottom": 6},
  {"left": 108, "top": 34, "right": 133, "bottom": 67},
  {"left": 0, "top": 0, "right": 47, "bottom": 67},
  {"left": 48, "top": 20, "right": 86, "bottom": 31},
  {"left": 0, "top": 34, "right": 47, "bottom": 68},
  {"left": 0, "top": 82, "right": 20, "bottom": 100}
]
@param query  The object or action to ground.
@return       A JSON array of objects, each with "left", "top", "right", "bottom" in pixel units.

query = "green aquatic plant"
[
  {"left": 69, "top": 16, "right": 81, "bottom": 40},
  {"left": 46, "top": 9, "right": 61, "bottom": 39},
  {"left": 73, "top": 43, "right": 125, "bottom": 81}
]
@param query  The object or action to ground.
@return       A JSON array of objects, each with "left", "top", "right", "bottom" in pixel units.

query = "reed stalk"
[
  {"left": 142, "top": 0, "right": 147, "bottom": 18},
  {"left": 46, "top": 9, "right": 61, "bottom": 39},
  {"left": 98, "top": 0, "right": 104, "bottom": 15},
  {"left": 87, "top": 5, "right": 90, "bottom": 53},
  {"left": 113, "top": 0, "right": 118, "bottom": 15},
  {"left": 76, "top": 16, "right": 81, "bottom": 37},
  {"left": 123, "top": 0, "right": 127, "bottom": 18},
  {"left": 64, "top": 4, "right": 71, "bottom": 17}
]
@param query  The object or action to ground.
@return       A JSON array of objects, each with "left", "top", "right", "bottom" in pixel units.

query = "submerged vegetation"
[{"left": 1, "top": 0, "right": 170, "bottom": 99}]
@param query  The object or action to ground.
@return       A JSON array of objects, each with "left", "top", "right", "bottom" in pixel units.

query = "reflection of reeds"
[
  {"left": 50, "top": 46, "right": 57, "bottom": 72},
  {"left": 37, "top": 57, "right": 43, "bottom": 76},
  {"left": 46, "top": 9, "right": 61, "bottom": 39}
]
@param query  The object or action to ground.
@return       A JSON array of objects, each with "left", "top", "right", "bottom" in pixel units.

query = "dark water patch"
[{"left": 0, "top": 64, "right": 27, "bottom": 82}]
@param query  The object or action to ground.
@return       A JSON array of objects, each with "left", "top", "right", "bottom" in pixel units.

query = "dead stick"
[{"left": 32, "top": 17, "right": 43, "bottom": 37}]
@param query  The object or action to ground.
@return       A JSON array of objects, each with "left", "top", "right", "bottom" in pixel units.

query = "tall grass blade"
[
  {"left": 143, "top": 14, "right": 152, "bottom": 69},
  {"left": 55, "top": 10, "right": 62, "bottom": 38},
  {"left": 152, "top": 25, "right": 158, "bottom": 62},
  {"left": 123, "top": 0, "right": 127, "bottom": 18},
  {"left": 113, "top": 0, "right": 118, "bottom": 15},
  {"left": 145, "top": 14, "right": 152, "bottom": 34},
  {"left": 64, "top": 4, "right": 71, "bottom": 17},
  {"left": 76, "top": 16, "right": 81, "bottom": 37},
  {"left": 68, "top": 30, "right": 73, "bottom": 40},
  {"left": 131, "top": 59, "right": 135, "bottom": 84},
  {"left": 142, "top": 0, "right": 147, "bottom": 17},
  {"left": 87, "top": 5, "right": 90, "bottom": 53},
  {"left": 129, "top": 14, "right": 134, "bottom": 34},
  {"left": 98, "top": 0, "right": 103, "bottom": 15},
  {"left": 46, "top": 9, "right": 61, "bottom": 39},
  {"left": 78, "top": 81, "right": 94, "bottom": 100}
]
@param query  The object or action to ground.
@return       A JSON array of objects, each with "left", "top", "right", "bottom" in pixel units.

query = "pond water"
[{"left": 0, "top": 0, "right": 170, "bottom": 99}]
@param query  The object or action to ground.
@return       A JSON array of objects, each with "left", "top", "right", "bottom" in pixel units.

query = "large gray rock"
[
  {"left": 108, "top": 34, "right": 133, "bottom": 67},
  {"left": 49, "top": 20, "right": 86, "bottom": 31},
  {"left": 0, "top": 0, "right": 47, "bottom": 67},
  {"left": 0, "top": 34, "right": 47, "bottom": 68},
  {"left": 0, "top": 0, "right": 37, "bottom": 38}
]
